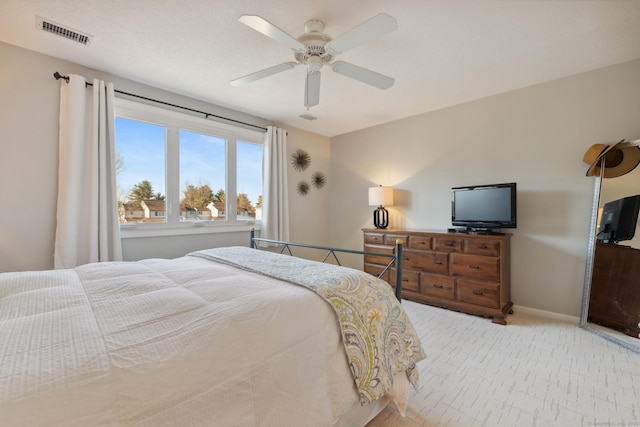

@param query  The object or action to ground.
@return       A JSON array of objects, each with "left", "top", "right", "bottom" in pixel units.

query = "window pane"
[
  {"left": 115, "top": 117, "right": 166, "bottom": 224},
  {"left": 179, "top": 130, "right": 226, "bottom": 221},
  {"left": 237, "top": 141, "right": 263, "bottom": 221}
]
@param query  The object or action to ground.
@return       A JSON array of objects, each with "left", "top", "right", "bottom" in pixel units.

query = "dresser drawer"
[
  {"left": 402, "top": 249, "right": 448, "bottom": 274},
  {"left": 458, "top": 279, "right": 500, "bottom": 309},
  {"left": 390, "top": 269, "right": 420, "bottom": 292},
  {"left": 434, "top": 236, "right": 463, "bottom": 252},
  {"left": 450, "top": 253, "right": 499, "bottom": 281},
  {"left": 408, "top": 235, "right": 432, "bottom": 250},
  {"left": 420, "top": 273, "right": 455, "bottom": 300},
  {"left": 464, "top": 239, "right": 501, "bottom": 257},
  {"left": 364, "top": 244, "right": 395, "bottom": 266},
  {"left": 364, "top": 263, "right": 390, "bottom": 283},
  {"left": 364, "top": 232, "right": 385, "bottom": 244},
  {"left": 383, "top": 233, "right": 408, "bottom": 245}
]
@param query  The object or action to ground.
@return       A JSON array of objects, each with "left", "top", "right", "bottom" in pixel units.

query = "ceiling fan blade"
[
  {"left": 304, "top": 70, "right": 321, "bottom": 108},
  {"left": 239, "top": 15, "right": 306, "bottom": 52},
  {"left": 230, "top": 62, "right": 298, "bottom": 86},
  {"left": 331, "top": 61, "right": 394, "bottom": 90},
  {"left": 325, "top": 13, "right": 397, "bottom": 55}
]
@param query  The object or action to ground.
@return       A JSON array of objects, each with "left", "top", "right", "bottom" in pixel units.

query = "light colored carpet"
[{"left": 367, "top": 301, "right": 640, "bottom": 427}]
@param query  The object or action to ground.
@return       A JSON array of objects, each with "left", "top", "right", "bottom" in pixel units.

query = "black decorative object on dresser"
[{"left": 363, "top": 228, "right": 513, "bottom": 325}]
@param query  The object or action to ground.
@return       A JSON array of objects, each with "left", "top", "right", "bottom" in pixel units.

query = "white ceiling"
[{"left": 2, "top": 0, "right": 640, "bottom": 137}]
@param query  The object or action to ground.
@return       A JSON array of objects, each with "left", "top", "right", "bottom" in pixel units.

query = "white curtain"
[
  {"left": 262, "top": 126, "right": 290, "bottom": 241},
  {"left": 54, "top": 75, "right": 122, "bottom": 269}
]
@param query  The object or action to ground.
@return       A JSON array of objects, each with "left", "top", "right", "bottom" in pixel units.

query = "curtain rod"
[{"left": 53, "top": 72, "right": 267, "bottom": 132}]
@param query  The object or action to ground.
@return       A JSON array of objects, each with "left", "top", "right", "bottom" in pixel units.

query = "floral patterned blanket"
[{"left": 189, "top": 246, "right": 425, "bottom": 404}]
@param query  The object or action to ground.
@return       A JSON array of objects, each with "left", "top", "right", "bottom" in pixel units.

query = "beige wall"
[
  {"left": 1, "top": 42, "right": 61, "bottom": 272},
  {"left": 275, "top": 123, "right": 331, "bottom": 254},
  {"left": 330, "top": 58, "right": 640, "bottom": 317}
]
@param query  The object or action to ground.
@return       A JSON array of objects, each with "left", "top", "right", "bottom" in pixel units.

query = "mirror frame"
[{"left": 579, "top": 169, "right": 640, "bottom": 354}]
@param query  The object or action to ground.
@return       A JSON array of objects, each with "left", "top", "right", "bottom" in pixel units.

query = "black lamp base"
[{"left": 373, "top": 206, "right": 389, "bottom": 229}]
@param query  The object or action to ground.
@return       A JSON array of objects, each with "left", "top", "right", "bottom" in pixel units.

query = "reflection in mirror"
[{"left": 580, "top": 145, "right": 640, "bottom": 354}]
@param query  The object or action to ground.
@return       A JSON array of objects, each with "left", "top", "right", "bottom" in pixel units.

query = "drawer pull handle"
[
  {"left": 468, "top": 265, "right": 480, "bottom": 269},
  {"left": 472, "top": 290, "right": 484, "bottom": 295},
  {"left": 478, "top": 245, "right": 488, "bottom": 249},
  {"left": 402, "top": 278, "right": 409, "bottom": 282},
  {"left": 433, "top": 284, "right": 444, "bottom": 289},
  {"left": 371, "top": 237, "right": 379, "bottom": 241},
  {"left": 445, "top": 242, "right": 455, "bottom": 247},
  {"left": 434, "top": 261, "right": 443, "bottom": 265}
]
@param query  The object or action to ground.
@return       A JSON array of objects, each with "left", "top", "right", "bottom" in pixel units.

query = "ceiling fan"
[{"left": 230, "top": 13, "right": 397, "bottom": 108}]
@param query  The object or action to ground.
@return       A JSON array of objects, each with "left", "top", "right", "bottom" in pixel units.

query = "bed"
[{"left": 0, "top": 236, "right": 425, "bottom": 427}]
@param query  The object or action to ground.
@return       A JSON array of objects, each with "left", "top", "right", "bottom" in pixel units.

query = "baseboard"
[{"left": 512, "top": 304, "right": 580, "bottom": 325}]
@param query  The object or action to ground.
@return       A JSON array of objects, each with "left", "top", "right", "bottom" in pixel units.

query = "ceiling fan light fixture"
[
  {"left": 307, "top": 56, "right": 324, "bottom": 72},
  {"left": 295, "top": 30, "right": 332, "bottom": 64}
]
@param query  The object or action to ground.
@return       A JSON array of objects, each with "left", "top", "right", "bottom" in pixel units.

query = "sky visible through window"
[
  {"left": 115, "top": 117, "right": 263, "bottom": 206},
  {"left": 236, "top": 141, "right": 264, "bottom": 205},
  {"left": 115, "top": 118, "right": 165, "bottom": 200},
  {"left": 179, "top": 129, "right": 226, "bottom": 199}
]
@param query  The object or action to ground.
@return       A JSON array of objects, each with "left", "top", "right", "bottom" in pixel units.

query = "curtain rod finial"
[{"left": 53, "top": 72, "right": 69, "bottom": 83}]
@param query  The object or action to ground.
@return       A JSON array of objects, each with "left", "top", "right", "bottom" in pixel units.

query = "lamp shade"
[{"left": 368, "top": 186, "right": 394, "bottom": 206}]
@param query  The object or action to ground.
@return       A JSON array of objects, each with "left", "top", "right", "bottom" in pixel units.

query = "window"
[
  {"left": 237, "top": 141, "right": 264, "bottom": 220},
  {"left": 179, "top": 130, "right": 226, "bottom": 222},
  {"left": 114, "top": 99, "right": 264, "bottom": 235},
  {"left": 115, "top": 118, "right": 166, "bottom": 224}
]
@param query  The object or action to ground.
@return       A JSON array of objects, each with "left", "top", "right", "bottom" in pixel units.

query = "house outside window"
[{"left": 114, "top": 99, "right": 263, "bottom": 236}]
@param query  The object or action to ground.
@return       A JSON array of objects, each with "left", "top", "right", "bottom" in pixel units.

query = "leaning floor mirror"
[{"left": 580, "top": 140, "right": 640, "bottom": 354}]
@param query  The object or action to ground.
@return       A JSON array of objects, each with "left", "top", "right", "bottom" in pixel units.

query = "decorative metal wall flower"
[
  {"left": 297, "top": 180, "right": 310, "bottom": 196},
  {"left": 291, "top": 149, "right": 310, "bottom": 172},
  {"left": 311, "top": 171, "right": 327, "bottom": 189}
]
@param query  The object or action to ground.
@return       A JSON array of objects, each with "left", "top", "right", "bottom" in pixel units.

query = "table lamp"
[{"left": 368, "top": 185, "right": 393, "bottom": 229}]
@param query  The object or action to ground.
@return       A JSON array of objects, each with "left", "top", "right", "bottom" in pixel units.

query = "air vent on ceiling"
[
  {"left": 299, "top": 114, "right": 317, "bottom": 121},
  {"left": 36, "top": 16, "right": 92, "bottom": 45}
]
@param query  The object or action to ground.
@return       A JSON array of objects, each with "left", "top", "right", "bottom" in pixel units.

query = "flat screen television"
[
  {"left": 451, "top": 182, "right": 517, "bottom": 233},
  {"left": 597, "top": 195, "right": 640, "bottom": 244}
]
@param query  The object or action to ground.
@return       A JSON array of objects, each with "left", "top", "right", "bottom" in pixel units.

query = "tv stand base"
[{"left": 447, "top": 227, "right": 504, "bottom": 235}]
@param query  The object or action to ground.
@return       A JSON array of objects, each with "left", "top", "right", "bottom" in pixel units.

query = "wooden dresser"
[
  {"left": 363, "top": 228, "right": 512, "bottom": 325},
  {"left": 588, "top": 243, "right": 640, "bottom": 338}
]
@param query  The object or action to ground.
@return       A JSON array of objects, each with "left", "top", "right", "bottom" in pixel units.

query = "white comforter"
[{"left": 0, "top": 253, "right": 374, "bottom": 426}]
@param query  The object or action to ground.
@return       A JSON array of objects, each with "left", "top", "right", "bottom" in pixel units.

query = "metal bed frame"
[{"left": 250, "top": 229, "right": 404, "bottom": 301}]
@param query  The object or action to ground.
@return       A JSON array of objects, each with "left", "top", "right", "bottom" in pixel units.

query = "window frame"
[{"left": 115, "top": 98, "right": 264, "bottom": 238}]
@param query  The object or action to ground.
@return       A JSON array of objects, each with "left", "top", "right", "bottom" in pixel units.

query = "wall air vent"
[
  {"left": 36, "top": 16, "right": 92, "bottom": 45},
  {"left": 299, "top": 114, "right": 317, "bottom": 121}
]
